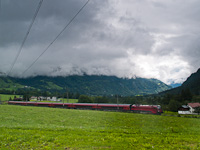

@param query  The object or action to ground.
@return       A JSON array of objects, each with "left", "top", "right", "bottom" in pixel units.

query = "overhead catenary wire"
[
  {"left": 21, "top": 0, "right": 90, "bottom": 76},
  {"left": 7, "top": 0, "right": 44, "bottom": 76}
]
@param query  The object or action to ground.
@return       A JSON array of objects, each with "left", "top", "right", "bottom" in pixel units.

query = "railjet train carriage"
[{"left": 8, "top": 101, "right": 163, "bottom": 115}]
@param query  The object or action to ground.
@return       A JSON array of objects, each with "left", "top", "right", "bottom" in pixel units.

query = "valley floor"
[{"left": 0, "top": 105, "right": 200, "bottom": 149}]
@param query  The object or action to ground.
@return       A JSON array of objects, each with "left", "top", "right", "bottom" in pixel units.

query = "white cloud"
[
  {"left": 127, "top": 52, "right": 191, "bottom": 84},
  {"left": 0, "top": 0, "right": 200, "bottom": 84}
]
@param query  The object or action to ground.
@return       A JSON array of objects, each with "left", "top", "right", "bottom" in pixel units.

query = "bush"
[
  {"left": 168, "top": 99, "right": 181, "bottom": 112},
  {"left": 78, "top": 95, "right": 93, "bottom": 103},
  {"left": 94, "top": 96, "right": 109, "bottom": 103}
]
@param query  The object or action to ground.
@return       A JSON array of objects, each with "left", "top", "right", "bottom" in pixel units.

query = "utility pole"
[
  {"left": 63, "top": 92, "right": 64, "bottom": 107},
  {"left": 26, "top": 94, "right": 27, "bottom": 105},
  {"left": 117, "top": 95, "right": 119, "bottom": 110},
  {"left": 66, "top": 88, "right": 69, "bottom": 103}
]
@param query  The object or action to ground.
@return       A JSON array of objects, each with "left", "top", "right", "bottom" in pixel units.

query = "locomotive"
[{"left": 8, "top": 101, "right": 163, "bottom": 115}]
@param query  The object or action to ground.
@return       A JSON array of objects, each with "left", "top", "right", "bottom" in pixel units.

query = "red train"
[{"left": 8, "top": 101, "right": 163, "bottom": 115}]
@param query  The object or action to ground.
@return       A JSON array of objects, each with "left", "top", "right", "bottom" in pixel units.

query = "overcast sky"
[{"left": 0, "top": 0, "right": 200, "bottom": 84}]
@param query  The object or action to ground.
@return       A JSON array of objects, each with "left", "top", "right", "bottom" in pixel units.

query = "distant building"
[
  {"left": 13, "top": 97, "right": 23, "bottom": 101},
  {"left": 188, "top": 103, "right": 200, "bottom": 114},
  {"left": 37, "top": 96, "right": 46, "bottom": 101},
  {"left": 178, "top": 105, "right": 190, "bottom": 114},
  {"left": 51, "top": 97, "right": 57, "bottom": 101},
  {"left": 178, "top": 103, "right": 200, "bottom": 114},
  {"left": 50, "top": 97, "right": 61, "bottom": 101},
  {"left": 30, "top": 96, "right": 37, "bottom": 100},
  {"left": 29, "top": 96, "right": 61, "bottom": 101}
]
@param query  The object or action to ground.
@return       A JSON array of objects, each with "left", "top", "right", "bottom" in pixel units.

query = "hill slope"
[
  {"left": 0, "top": 75, "right": 171, "bottom": 96},
  {"left": 181, "top": 68, "right": 200, "bottom": 94},
  {"left": 162, "top": 68, "right": 200, "bottom": 95}
]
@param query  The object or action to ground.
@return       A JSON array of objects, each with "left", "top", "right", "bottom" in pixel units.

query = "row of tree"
[
  {"left": 3, "top": 86, "right": 200, "bottom": 112},
  {"left": 77, "top": 88, "right": 200, "bottom": 112}
]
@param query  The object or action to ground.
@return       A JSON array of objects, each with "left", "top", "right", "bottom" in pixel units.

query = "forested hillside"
[
  {"left": 162, "top": 68, "right": 200, "bottom": 95},
  {"left": 0, "top": 75, "right": 171, "bottom": 96}
]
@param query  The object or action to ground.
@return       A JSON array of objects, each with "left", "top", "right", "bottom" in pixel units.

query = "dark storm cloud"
[{"left": 0, "top": 0, "right": 200, "bottom": 84}]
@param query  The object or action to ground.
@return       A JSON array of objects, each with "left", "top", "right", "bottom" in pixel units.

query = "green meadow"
[
  {"left": 0, "top": 94, "right": 21, "bottom": 102},
  {"left": 0, "top": 105, "right": 200, "bottom": 149},
  {"left": 0, "top": 94, "right": 78, "bottom": 103}
]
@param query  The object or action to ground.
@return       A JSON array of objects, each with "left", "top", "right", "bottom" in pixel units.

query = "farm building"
[
  {"left": 188, "top": 103, "right": 200, "bottom": 114},
  {"left": 30, "top": 96, "right": 60, "bottom": 101},
  {"left": 13, "top": 97, "right": 23, "bottom": 101},
  {"left": 178, "top": 103, "right": 200, "bottom": 114},
  {"left": 178, "top": 105, "right": 190, "bottom": 114},
  {"left": 30, "top": 96, "right": 37, "bottom": 100}
]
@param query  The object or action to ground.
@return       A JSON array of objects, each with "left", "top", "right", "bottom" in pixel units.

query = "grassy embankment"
[{"left": 0, "top": 105, "right": 200, "bottom": 149}]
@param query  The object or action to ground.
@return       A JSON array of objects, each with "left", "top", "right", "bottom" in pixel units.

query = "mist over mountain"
[{"left": 0, "top": 75, "right": 171, "bottom": 96}]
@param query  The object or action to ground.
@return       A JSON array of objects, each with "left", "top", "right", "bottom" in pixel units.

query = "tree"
[
  {"left": 161, "top": 94, "right": 172, "bottom": 105},
  {"left": 168, "top": 99, "right": 181, "bottom": 112},
  {"left": 181, "top": 88, "right": 193, "bottom": 101},
  {"left": 78, "top": 95, "right": 93, "bottom": 103},
  {"left": 94, "top": 96, "right": 109, "bottom": 103},
  {"left": 194, "top": 107, "right": 200, "bottom": 115},
  {"left": 23, "top": 94, "right": 31, "bottom": 101}
]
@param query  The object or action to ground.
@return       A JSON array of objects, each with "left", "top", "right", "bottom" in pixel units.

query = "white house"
[
  {"left": 178, "top": 103, "right": 200, "bottom": 114},
  {"left": 47, "top": 97, "right": 51, "bottom": 100},
  {"left": 188, "top": 103, "right": 200, "bottom": 114},
  {"left": 178, "top": 105, "right": 190, "bottom": 114},
  {"left": 51, "top": 97, "right": 57, "bottom": 101},
  {"left": 30, "top": 96, "right": 37, "bottom": 100},
  {"left": 37, "top": 96, "right": 46, "bottom": 101}
]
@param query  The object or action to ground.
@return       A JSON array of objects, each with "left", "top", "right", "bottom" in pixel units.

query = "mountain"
[
  {"left": 181, "top": 68, "right": 200, "bottom": 94},
  {"left": 162, "top": 68, "right": 200, "bottom": 95},
  {"left": 0, "top": 75, "right": 171, "bottom": 96},
  {"left": 170, "top": 82, "right": 182, "bottom": 88}
]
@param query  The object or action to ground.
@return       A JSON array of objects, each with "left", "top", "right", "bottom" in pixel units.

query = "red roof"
[{"left": 188, "top": 103, "right": 200, "bottom": 108}]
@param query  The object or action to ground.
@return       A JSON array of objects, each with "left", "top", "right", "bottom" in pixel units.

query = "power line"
[
  {"left": 0, "top": 0, "right": 2, "bottom": 19},
  {"left": 22, "top": 0, "right": 90, "bottom": 76},
  {"left": 0, "top": 0, "right": 1, "bottom": 16},
  {"left": 7, "top": 0, "right": 44, "bottom": 76}
]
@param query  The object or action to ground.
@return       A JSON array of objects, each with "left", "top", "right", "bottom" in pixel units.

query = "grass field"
[
  {"left": 0, "top": 94, "right": 21, "bottom": 102},
  {"left": 0, "top": 94, "right": 78, "bottom": 103},
  {"left": 0, "top": 105, "right": 200, "bottom": 149}
]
